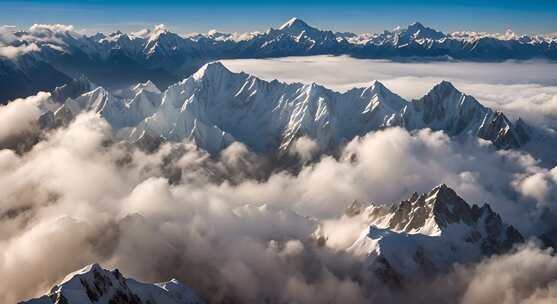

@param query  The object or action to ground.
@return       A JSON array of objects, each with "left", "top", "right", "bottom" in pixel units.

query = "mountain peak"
[
  {"left": 22, "top": 263, "right": 204, "bottom": 304},
  {"left": 398, "top": 22, "right": 445, "bottom": 40},
  {"left": 359, "top": 80, "right": 407, "bottom": 111},
  {"left": 371, "top": 79, "right": 387, "bottom": 90},
  {"left": 477, "top": 110, "right": 530, "bottom": 149},
  {"left": 193, "top": 61, "right": 232, "bottom": 80},
  {"left": 431, "top": 183, "right": 451, "bottom": 196},
  {"left": 418, "top": 184, "right": 476, "bottom": 228},
  {"left": 279, "top": 17, "right": 309, "bottom": 30},
  {"left": 277, "top": 17, "right": 322, "bottom": 36},
  {"left": 427, "top": 80, "right": 459, "bottom": 96}
]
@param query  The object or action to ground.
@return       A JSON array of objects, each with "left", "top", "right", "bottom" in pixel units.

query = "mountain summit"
[
  {"left": 277, "top": 17, "right": 323, "bottom": 37},
  {"left": 279, "top": 17, "right": 311, "bottom": 31},
  {"left": 21, "top": 263, "right": 203, "bottom": 304}
]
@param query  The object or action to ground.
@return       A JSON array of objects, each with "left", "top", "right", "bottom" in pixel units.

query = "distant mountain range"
[
  {"left": 37, "top": 62, "right": 531, "bottom": 155},
  {"left": 2, "top": 18, "right": 556, "bottom": 104}
]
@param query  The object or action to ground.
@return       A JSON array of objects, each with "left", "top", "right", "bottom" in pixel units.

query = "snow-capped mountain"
[
  {"left": 38, "top": 62, "right": 530, "bottom": 154},
  {"left": 21, "top": 263, "right": 203, "bottom": 304},
  {"left": 1, "top": 18, "right": 555, "bottom": 103},
  {"left": 315, "top": 184, "right": 524, "bottom": 284},
  {"left": 403, "top": 81, "right": 530, "bottom": 148}
]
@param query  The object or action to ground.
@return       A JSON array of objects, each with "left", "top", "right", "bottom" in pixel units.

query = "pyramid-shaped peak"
[
  {"left": 369, "top": 80, "right": 399, "bottom": 96},
  {"left": 424, "top": 184, "right": 478, "bottom": 227},
  {"left": 428, "top": 184, "right": 463, "bottom": 204},
  {"left": 432, "top": 183, "right": 450, "bottom": 193},
  {"left": 277, "top": 17, "right": 321, "bottom": 36},
  {"left": 371, "top": 80, "right": 387, "bottom": 89},
  {"left": 360, "top": 80, "right": 406, "bottom": 110},
  {"left": 429, "top": 80, "right": 459, "bottom": 94},
  {"left": 193, "top": 61, "right": 232, "bottom": 79},
  {"left": 362, "top": 80, "right": 390, "bottom": 96},
  {"left": 429, "top": 184, "right": 466, "bottom": 204},
  {"left": 279, "top": 17, "right": 310, "bottom": 30}
]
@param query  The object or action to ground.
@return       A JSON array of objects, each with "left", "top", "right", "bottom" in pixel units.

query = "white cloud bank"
[{"left": 0, "top": 104, "right": 556, "bottom": 302}]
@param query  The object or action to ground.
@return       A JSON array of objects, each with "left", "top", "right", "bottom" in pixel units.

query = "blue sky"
[{"left": 1, "top": 0, "right": 556, "bottom": 35}]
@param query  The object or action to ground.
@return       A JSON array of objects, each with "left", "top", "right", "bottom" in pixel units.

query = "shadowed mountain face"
[
  {"left": 38, "top": 62, "right": 531, "bottom": 155},
  {"left": 0, "top": 55, "right": 70, "bottom": 105},
  {"left": 1, "top": 18, "right": 556, "bottom": 103}
]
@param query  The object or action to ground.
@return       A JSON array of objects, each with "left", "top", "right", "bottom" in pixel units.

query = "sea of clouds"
[{"left": 1, "top": 57, "right": 557, "bottom": 303}]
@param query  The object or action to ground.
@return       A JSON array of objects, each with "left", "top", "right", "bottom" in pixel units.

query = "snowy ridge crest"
[
  {"left": 38, "top": 62, "right": 530, "bottom": 154},
  {"left": 21, "top": 263, "right": 203, "bottom": 304}
]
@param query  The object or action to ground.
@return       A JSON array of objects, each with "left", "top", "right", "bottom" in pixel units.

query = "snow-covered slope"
[
  {"left": 38, "top": 62, "right": 530, "bottom": 154},
  {"left": 315, "top": 185, "right": 524, "bottom": 284},
  {"left": 21, "top": 263, "right": 203, "bottom": 304}
]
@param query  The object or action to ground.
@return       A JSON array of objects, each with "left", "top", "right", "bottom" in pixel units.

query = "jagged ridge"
[
  {"left": 319, "top": 184, "right": 524, "bottom": 285},
  {"left": 39, "top": 62, "right": 530, "bottom": 154}
]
